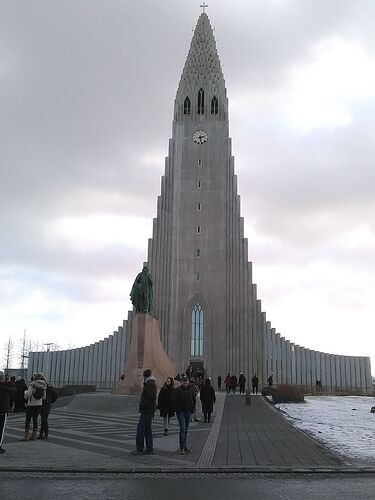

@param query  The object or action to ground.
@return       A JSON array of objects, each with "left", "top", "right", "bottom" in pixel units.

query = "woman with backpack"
[
  {"left": 23, "top": 373, "right": 47, "bottom": 441},
  {"left": 38, "top": 382, "right": 58, "bottom": 439}
]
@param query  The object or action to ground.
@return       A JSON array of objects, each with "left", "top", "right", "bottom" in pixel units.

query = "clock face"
[{"left": 193, "top": 130, "right": 208, "bottom": 144}]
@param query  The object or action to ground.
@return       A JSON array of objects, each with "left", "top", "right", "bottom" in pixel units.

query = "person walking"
[
  {"left": 38, "top": 381, "right": 58, "bottom": 439},
  {"left": 200, "top": 378, "right": 216, "bottom": 423},
  {"left": 230, "top": 374, "right": 238, "bottom": 394},
  {"left": 0, "top": 371, "right": 16, "bottom": 454},
  {"left": 157, "top": 377, "right": 175, "bottom": 436},
  {"left": 224, "top": 373, "right": 231, "bottom": 394},
  {"left": 217, "top": 375, "right": 222, "bottom": 391},
  {"left": 131, "top": 369, "right": 157, "bottom": 455},
  {"left": 251, "top": 374, "right": 259, "bottom": 394},
  {"left": 267, "top": 374, "right": 273, "bottom": 387},
  {"left": 171, "top": 375, "right": 194, "bottom": 455},
  {"left": 23, "top": 373, "right": 47, "bottom": 441},
  {"left": 238, "top": 372, "right": 246, "bottom": 394}
]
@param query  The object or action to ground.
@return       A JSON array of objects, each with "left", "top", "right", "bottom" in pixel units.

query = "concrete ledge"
[{"left": 0, "top": 466, "right": 374, "bottom": 474}]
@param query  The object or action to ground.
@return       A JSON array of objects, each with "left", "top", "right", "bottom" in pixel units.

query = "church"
[{"left": 28, "top": 11, "right": 372, "bottom": 394}]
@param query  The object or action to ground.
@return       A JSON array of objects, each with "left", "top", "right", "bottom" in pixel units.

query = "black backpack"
[{"left": 33, "top": 386, "right": 44, "bottom": 400}]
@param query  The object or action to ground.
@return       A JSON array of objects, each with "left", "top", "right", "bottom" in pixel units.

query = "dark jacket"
[
  {"left": 238, "top": 374, "right": 246, "bottom": 387},
  {"left": 43, "top": 384, "right": 58, "bottom": 407},
  {"left": 139, "top": 377, "right": 157, "bottom": 414},
  {"left": 200, "top": 384, "right": 216, "bottom": 413},
  {"left": 251, "top": 376, "right": 259, "bottom": 387},
  {"left": 171, "top": 385, "right": 194, "bottom": 413},
  {"left": 157, "top": 385, "right": 175, "bottom": 418},
  {"left": 0, "top": 380, "right": 16, "bottom": 413},
  {"left": 230, "top": 375, "right": 237, "bottom": 388}
]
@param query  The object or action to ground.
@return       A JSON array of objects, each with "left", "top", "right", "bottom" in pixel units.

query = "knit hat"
[{"left": 143, "top": 369, "right": 152, "bottom": 378}]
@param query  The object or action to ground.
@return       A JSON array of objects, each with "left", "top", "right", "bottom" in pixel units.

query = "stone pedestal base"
[{"left": 112, "top": 313, "right": 176, "bottom": 394}]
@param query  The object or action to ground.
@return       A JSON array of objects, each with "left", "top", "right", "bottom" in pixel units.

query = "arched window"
[
  {"left": 211, "top": 95, "right": 218, "bottom": 114},
  {"left": 184, "top": 96, "right": 191, "bottom": 115},
  {"left": 191, "top": 304, "right": 204, "bottom": 356},
  {"left": 197, "top": 88, "right": 205, "bottom": 115}
]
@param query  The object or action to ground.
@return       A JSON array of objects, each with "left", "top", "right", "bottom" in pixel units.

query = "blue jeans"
[
  {"left": 136, "top": 413, "right": 153, "bottom": 452},
  {"left": 176, "top": 411, "right": 190, "bottom": 450}
]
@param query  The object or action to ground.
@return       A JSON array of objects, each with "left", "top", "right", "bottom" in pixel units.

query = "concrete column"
[
  {"left": 335, "top": 355, "right": 341, "bottom": 390},
  {"left": 359, "top": 357, "right": 367, "bottom": 394},
  {"left": 320, "top": 352, "right": 326, "bottom": 389},
  {"left": 72, "top": 348, "right": 79, "bottom": 385},
  {"left": 59, "top": 351, "right": 66, "bottom": 386},
  {"left": 115, "top": 329, "right": 122, "bottom": 380},
  {"left": 82, "top": 345, "right": 89, "bottom": 384},
  {"left": 285, "top": 340, "right": 291, "bottom": 384},
  {"left": 294, "top": 346, "right": 301, "bottom": 386},
  {"left": 305, "top": 349, "right": 312, "bottom": 391},
  {"left": 364, "top": 357, "right": 372, "bottom": 392},
  {"left": 324, "top": 353, "right": 331, "bottom": 392},
  {"left": 344, "top": 356, "right": 351, "bottom": 390},
  {"left": 87, "top": 344, "right": 95, "bottom": 385},
  {"left": 354, "top": 357, "right": 361, "bottom": 393},
  {"left": 107, "top": 334, "right": 114, "bottom": 388},
  {"left": 97, "top": 341, "right": 104, "bottom": 389},
  {"left": 349, "top": 356, "right": 356, "bottom": 392},
  {"left": 310, "top": 351, "right": 316, "bottom": 391},
  {"left": 329, "top": 354, "right": 336, "bottom": 390},
  {"left": 290, "top": 344, "right": 296, "bottom": 384},
  {"left": 300, "top": 347, "right": 306, "bottom": 388}
]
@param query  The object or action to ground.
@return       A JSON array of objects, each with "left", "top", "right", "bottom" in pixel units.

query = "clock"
[{"left": 193, "top": 130, "right": 208, "bottom": 144}]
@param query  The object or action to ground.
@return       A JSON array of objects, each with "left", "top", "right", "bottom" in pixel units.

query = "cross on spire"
[{"left": 200, "top": 2, "right": 208, "bottom": 13}]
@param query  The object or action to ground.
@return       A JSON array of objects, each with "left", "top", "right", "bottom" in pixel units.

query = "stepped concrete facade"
[{"left": 28, "top": 12, "right": 372, "bottom": 393}]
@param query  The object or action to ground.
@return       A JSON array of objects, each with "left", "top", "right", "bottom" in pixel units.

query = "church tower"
[
  {"left": 147, "top": 12, "right": 258, "bottom": 379},
  {"left": 26, "top": 11, "right": 372, "bottom": 394}
]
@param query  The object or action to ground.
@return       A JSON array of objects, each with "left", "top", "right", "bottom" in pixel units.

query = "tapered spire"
[{"left": 176, "top": 13, "right": 226, "bottom": 107}]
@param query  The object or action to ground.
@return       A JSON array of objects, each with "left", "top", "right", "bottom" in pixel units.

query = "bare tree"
[{"left": 3, "top": 337, "right": 14, "bottom": 370}]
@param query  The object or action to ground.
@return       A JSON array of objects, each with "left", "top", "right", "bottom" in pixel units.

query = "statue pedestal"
[{"left": 112, "top": 313, "right": 176, "bottom": 394}]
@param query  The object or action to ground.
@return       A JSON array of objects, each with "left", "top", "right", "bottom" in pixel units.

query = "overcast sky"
[{"left": 1, "top": 0, "right": 374, "bottom": 374}]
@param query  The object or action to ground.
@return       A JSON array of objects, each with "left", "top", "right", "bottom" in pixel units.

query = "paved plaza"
[{"left": 0, "top": 393, "right": 373, "bottom": 472}]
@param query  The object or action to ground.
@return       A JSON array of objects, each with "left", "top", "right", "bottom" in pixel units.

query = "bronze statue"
[{"left": 130, "top": 266, "right": 153, "bottom": 313}]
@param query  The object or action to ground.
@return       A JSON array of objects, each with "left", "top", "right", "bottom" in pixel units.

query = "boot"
[
  {"left": 29, "top": 430, "right": 37, "bottom": 441},
  {"left": 23, "top": 431, "right": 30, "bottom": 441}
]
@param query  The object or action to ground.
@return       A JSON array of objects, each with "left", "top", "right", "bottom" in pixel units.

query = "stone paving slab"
[
  {"left": 0, "top": 392, "right": 360, "bottom": 472},
  {"left": 212, "top": 395, "right": 344, "bottom": 467}
]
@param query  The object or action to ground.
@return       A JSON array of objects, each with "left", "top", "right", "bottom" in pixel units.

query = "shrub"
[{"left": 272, "top": 384, "right": 304, "bottom": 403}]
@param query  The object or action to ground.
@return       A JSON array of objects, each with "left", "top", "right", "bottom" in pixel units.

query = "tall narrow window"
[
  {"left": 197, "top": 158, "right": 202, "bottom": 166},
  {"left": 196, "top": 249, "right": 200, "bottom": 257},
  {"left": 184, "top": 96, "right": 191, "bottom": 115},
  {"left": 197, "top": 180, "right": 201, "bottom": 189},
  {"left": 197, "top": 88, "right": 205, "bottom": 115},
  {"left": 197, "top": 203, "right": 201, "bottom": 211},
  {"left": 197, "top": 225, "right": 201, "bottom": 234},
  {"left": 196, "top": 272, "right": 200, "bottom": 281},
  {"left": 211, "top": 95, "right": 218, "bottom": 114},
  {"left": 191, "top": 304, "right": 204, "bottom": 356}
]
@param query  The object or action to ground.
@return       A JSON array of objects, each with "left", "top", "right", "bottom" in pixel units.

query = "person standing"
[
  {"left": 0, "top": 371, "right": 16, "bottom": 454},
  {"left": 171, "top": 375, "right": 194, "bottom": 455},
  {"left": 38, "top": 381, "right": 58, "bottom": 439},
  {"left": 131, "top": 369, "right": 157, "bottom": 455},
  {"left": 224, "top": 373, "right": 231, "bottom": 394},
  {"left": 267, "top": 374, "right": 273, "bottom": 387},
  {"left": 217, "top": 375, "right": 222, "bottom": 391},
  {"left": 157, "top": 377, "right": 175, "bottom": 436},
  {"left": 251, "top": 374, "right": 259, "bottom": 394},
  {"left": 238, "top": 372, "right": 246, "bottom": 394},
  {"left": 24, "top": 373, "right": 47, "bottom": 441},
  {"left": 15, "top": 377, "right": 27, "bottom": 412},
  {"left": 200, "top": 378, "right": 216, "bottom": 423}
]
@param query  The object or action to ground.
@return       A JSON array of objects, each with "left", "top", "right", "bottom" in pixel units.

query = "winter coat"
[
  {"left": 238, "top": 374, "right": 246, "bottom": 387},
  {"left": 0, "top": 380, "right": 16, "bottom": 413},
  {"left": 24, "top": 379, "right": 47, "bottom": 407},
  {"left": 139, "top": 377, "right": 157, "bottom": 414},
  {"left": 171, "top": 385, "right": 194, "bottom": 413},
  {"left": 157, "top": 385, "right": 175, "bottom": 418},
  {"left": 251, "top": 376, "right": 259, "bottom": 387},
  {"left": 224, "top": 375, "right": 231, "bottom": 387},
  {"left": 200, "top": 384, "right": 216, "bottom": 413},
  {"left": 42, "top": 384, "right": 58, "bottom": 408},
  {"left": 230, "top": 375, "right": 238, "bottom": 388}
]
